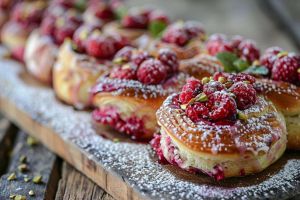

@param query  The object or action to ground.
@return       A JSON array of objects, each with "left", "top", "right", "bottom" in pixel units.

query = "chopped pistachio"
[
  {"left": 9, "top": 194, "right": 16, "bottom": 199},
  {"left": 195, "top": 93, "right": 208, "bottom": 102},
  {"left": 218, "top": 76, "right": 226, "bottom": 84},
  {"left": 243, "top": 81, "right": 250, "bottom": 84},
  {"left": 238, "top": 112, "right": 248, "bottom": 120},
  {"left": 180, "top": 104, "right": 187, "bottom": 110},
  {"left": 24, "top": 177, "right": 30, "bottom": 182},
  {"left": 224, "top": 81, "right": 233, "bottom": 88},
  {"left": 27, "top": 136, "right": 38, "bottom": 146},
  {"left": 298, "top": 68, "right": 300, "bottom": 73},
  {"left": 113, "top": 138, "right": 120, "bottom": 143},
  {"left": 14, "top": 195, "right": 26, "bottom": 200},
  {"left": 201, "top": 77, "right": 210, "bottom": 84},
  {"left": 7, "top": 173, "right": 16, "bottom": 181},
  {"left": 32, "top": 175, "right": 42, "bottom": 184},
  {"left": 28, "top": 190, "right": 35, "bottom": 196},
  {"left": 277, "top": 51, "right": 288, "bottom": 58},
  {"left": 18, "top": 164, "right": 28, "bottom": 173},
  {"left": 113, "top": 57, "right": 124, "bottom": 64},
  {"left": 252, "top": 60, "right": 260, "bottom": 66},
  {"left": 209, "top": 76, "right": 214, "bottom": 81},
  {"left": 19, "top": 155, "right": 27, "bottom": 163}
]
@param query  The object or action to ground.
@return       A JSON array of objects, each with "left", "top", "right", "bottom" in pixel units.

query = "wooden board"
[{"left": 0, "top": 49, "right": 300, "bottom": 200}]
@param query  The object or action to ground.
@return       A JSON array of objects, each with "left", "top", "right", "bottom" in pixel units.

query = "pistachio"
[
  {"left": 15, "top": 195, "right": 26, "bottom": 200},
  {"left": 252, "top": 60, "right": 260, "bottom": 66},
  {"left": 237, "top": 112, "right": 248, "bottom": 120},
  {"left": 33, "top": 175, "right": 42, "bottom": 184},
  {"left": 28, "top": 190, "right": 35, "bottom": 196},
  {"left": 113, "top": 138, "right": 120, "bottom": 143},
  {"left": 201, "top": 77, "right": 210, "bottom": 84},
  {"left": 113, "top": 57, "right": 124, "bottom": 64},
  {"left": 217, "top": 76, "right": 226, "bottom": 83},
  {"left": 7, "top": 173, "right": 16, "bottom": 181},
  {"left": 27, "top": 136, "right": 38, "bottom": 146},
  {"left": 18, "top": 164, "right": 28, "bottom": 173},
  {"left": 195, "top": 93, "right": 208, "bottom": 102},
  {"left": 277, "top": 51, "right": 288, "bottom": 58},
  {"left": 19, "top": 155, "right": 27, "bottom": 163},
  {"left": 180, "top": 104, "right": 187, "bottom": 110},
  {"left": 24, "top": 177, "right": 30, "bottom": 182}
]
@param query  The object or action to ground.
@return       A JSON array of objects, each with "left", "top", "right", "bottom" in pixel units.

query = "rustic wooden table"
[{"left": 0, "top": 0, "right": 299, "bottom": 199}]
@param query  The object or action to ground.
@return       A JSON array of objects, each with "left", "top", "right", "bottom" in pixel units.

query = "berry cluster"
[
  {"left": 178, "top": 73, "right": 257, "bottom": 122},
  {"left": 162, "top": 21, "right": 206, "bottom": 47},
  {"left": 121, "top": 8, "right": 169, "bottom": 29},
  {"left": 109, "top": 47, "right": 179, "bottom": 85},
  {"left": 206, "top": 34, "right": 260, "bottom": 63},
  {"left": 260, "top": 47, "right": 300, "bottom": 85}
]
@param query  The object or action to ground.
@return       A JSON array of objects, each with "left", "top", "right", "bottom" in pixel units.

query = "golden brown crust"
[
  {"left": 53, "top": 40, "right": 110, "bottom": 108},
  {"left": 157, "top": 94, "right": 287, "bottom": 155}
]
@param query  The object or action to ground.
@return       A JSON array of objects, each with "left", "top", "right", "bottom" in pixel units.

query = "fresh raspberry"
[
  {"left": 229, "top": 35, "right": 243, "bottom": 49},
  {"left": 12, "top": 2, "right": 44, "bottom": 25},
  {"left": 150, "top": 134, "right": 168, "bottom": 164},
  {"left": 149, "top": 10, "right": 169, "bottom": 24},
  {"left": 271, "top": 53, "right": 300, "bottom": 84},
  {"left": 206, "top": 34, "right": 234, "bottom": 56},
  {"left": 186, "top": 102, "right": 209, "bottom": 122},
  {"left": 207, "top": 92, "right": 237, "bottom": 121},
  {"left": 73, "top": 24, "right": 97, "bottom": 52},
  {"left": 179, "top": 78, "right": 202, "bottom": 104},
  {"left": 260, "top": 46, "right": 282, "bottom": 72},
  {"left": 121, "top": 13, "right": 148, "bottom": 29},
  {"left": 132, "top": 50, "right": 152, "bottom": 66},
  {"left": 203, "top": 81, "right": 225, "bottom": 96},
  {"left": 52, "top": 0, "right": 74, "bottom": 8},
  {"left": 94, "top": 2, "right": 115, "bottom": 21},
  {"left": 137, "top": 59, "right": 167, "bottom": 85},
  {"left": 162, "top": 23, "right": 190, "bottom": 47},
  {"left": 229, "top": 73, "right": 256, "bottom": 84},
  {"left": 86, "top": 31, "right": 116, "bottom": 59},
  {"left": 238, "top": 40, "right": 260, "bottom": 63},
  {"left": 65, "top": 9, "right": 83, "bottom": 25},
  {"left": 110, "top": 63, "right": 137, "bottom": 80},
  {"left": 40, "top": 16, "right": 56, "bottom": 36},
  {"left": 158, "top": 48, "right": 179, "bottom": 74},
  {"left": 230, "top": 82, "right": 257, "bottom": 110},
  {"left": 54, "top": 20, "right": 78, "bottom": 45},
  {"left": 114, "top": 46, "right": 134, "bottom": 62},
  {"left": 184, "top": 21, "right": 205, "bottom": 39},
  {"left": 112, "top": 34, "right": 129, "bottom": 51}
]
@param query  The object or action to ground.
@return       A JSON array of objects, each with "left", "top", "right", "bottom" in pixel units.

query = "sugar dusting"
[{"left": 0, "top": 56, "right": 299, "bottom": 199}]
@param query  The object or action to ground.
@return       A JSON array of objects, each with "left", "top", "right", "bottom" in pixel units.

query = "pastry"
[
  {"left": 152, "top": 73, "right": 287, "bottom": 180},
  {"left": 153, "top": 21, "right": 206, "bottom": 60},
  {"left": 1, "top": 1, "right": 47, "bottom": 61},
  {"left": 53, "top": 27, "right": 128, "bottom": 108},
  {"left": 92, "top": 47, "right": 187, "bottom": 140}
]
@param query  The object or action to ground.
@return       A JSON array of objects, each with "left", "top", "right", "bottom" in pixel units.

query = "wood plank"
[
  {"left": 0, "top": 131, "right": 60, "bottom": 200},
  {"left": 0, "top": 52, "right": 300, "bottom": 199},
  {"left": 55, "top": 162, "right": 114, "bottom": 200}
]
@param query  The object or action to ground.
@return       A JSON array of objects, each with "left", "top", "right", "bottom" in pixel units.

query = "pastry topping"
[
  {"left": 92, "top": 1, "right": 115, "bottom": 21},
  {"left": 121, "top": 9, "right": 149, "bottom": 29},
  {"left": 238, "top": 39, "right": 260, "bottom": 63},
  {"left": 158, "top": 48, "right": 179, "bottom": 75},
  {"left": 179, "top": 73, "right": 257, "bottom": 122},
  {"left": 73, "top": 24, "right": 98, "bottom": 52},
  {"left": 206, "top": 34, "right": 234, "bottom": 56},
  {"left": 137, "top": 59, "right": 167, "bottom": 85},
  {"left": 260, "top": 46, "right": 283, "bottom": 72},
  {"left": 54, "top": 19, "right": 79, "bottom": 45},
  {"left": 110, "top": 63, "right": 137, "bottom": 80},
  {"left": 162, "top": 21, "right": 205, "bottom": 47},
  {"left": 132, "top": 50, "right": 152, "bottom": 66},
  {"left": 40, "top": 16, "right": 56, "bottom": 36}
]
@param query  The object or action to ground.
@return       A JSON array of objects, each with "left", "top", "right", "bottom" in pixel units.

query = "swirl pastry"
[
  {"left": 151, "top": 73, "right": 287, "bottom": 180},
  {"left": 152, "top": 21, "right": 206, "bottom": 60},
  {"left": 24, "top": 2, "right": 84, "bottom": 85},
  {"left": 1, "top": 1, "right": 47, "bottom": 61},
  {"left": 92, "top": 47, "right": 187, "bottom": 140},
  {"left": 254, "top": 48, "right": 300, "bottom": 150}
]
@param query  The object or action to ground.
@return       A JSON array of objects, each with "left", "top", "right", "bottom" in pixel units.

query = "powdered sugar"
[{"left": 0, "top": 53, "right": 299, "bottom": 199}]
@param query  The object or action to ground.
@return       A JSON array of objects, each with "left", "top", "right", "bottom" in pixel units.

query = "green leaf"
[
  {"left": 244, "top": 65, "right": 269, "bottom": 76},
  {"left": 115, "top": 5, "right": 128, "bottom": 20},
  {"left": 216, "top": 52, "right": 239, "bottom": 72},
  {"left": 149, "top": 21, "right": 168, "bottom": 38},
  {"left": 74, "top": 0, "right": 86, "bottom": 12},
  {"left": 233, "top": 59, "right": 250, "bottom": 72}
]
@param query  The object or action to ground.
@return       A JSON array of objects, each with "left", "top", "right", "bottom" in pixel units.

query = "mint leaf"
[
  {"left": 216, "top": 52, "right": 239, "bottom": 72},
  {"left": 244, "top": 65, "right": 269, "bottom": 76},
  {"left": 74, "top": 0, "right": 86, "bottom": 12},
  {"left": 149, "top": 21, "right": 167, "bottom": 37},
  {"left": 115, "top": 5, "right": 127, "bottom": 20},
  {"left": 233, "top": 59, "right": 250, "bottom": 72}
]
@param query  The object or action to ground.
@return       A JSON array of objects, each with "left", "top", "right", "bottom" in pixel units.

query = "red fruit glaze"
[
  {"left": 230, "top": 82, "right": 257, "bottom": 110},
  {"left": 238, "top": 40, "right": 260, "bottom": 63},
  {"left": 137, "top": 59, "right": 167, "bottom": 85},
  {"left": 179, "top": 78, "right": 202, "bottom": 104},
  {"left": 207, "top": 91, "right": 237, "bottom": 121},
  {"left": 158, "top": 48, "right": 179, "bottom": 74},
  {"left": 186, "top": 102, "right": 209, "bottom": 122},
  {"left": 271, "top": 53, "right": 300, "bottom": 84}
]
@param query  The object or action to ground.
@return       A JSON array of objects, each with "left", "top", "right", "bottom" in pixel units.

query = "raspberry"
[
  {"left": 137, "top": 59, "right": 167, "bottom": 85},
  {"left": 112, "top": 34, "right": 129, "bottom": 51},
  {"left": 207, "top": 92, "right": 237, "bottom": 121},
  {"left": 94, "top": 2, "right": 114, "bottom": 21},
  {"left": 150, "top": 134, "right": 168, "bottom": 164},
  {"left": 73, "top": 24, "right": 97, "bottom": 52},
  {"left": 121, "top": 13, "right": 148, "bottom": 29},
  {"left": 203, "top": 81, "right": 225, "bottom": 96},
  {"left": 184, "top": 21, "right": 205, "bottom": 38},
  {"left": 229, "top": 35, "right": 243, "bottom": 49},
  {"left": 206, "top": 34, "right": 234, "bottom": 56},
  {"left": 86, "top": 31, "right": 116, "bottom": 59},
  {"left": 158, "top": 48, "right": 179, "bottom": 74},
  {"left": 179, "top": 78, "right": 202, "bottom": 104},
  {"left": 162, "top": 23, "right": 190, "bottom": 47},
  {"left": 271, "top": 54, "right": 300, "bottom": 84},
  {"left": 132, "top": 50, "right": 152, "bottom": 66},
  {"left": 65, "top": 9, "right": 83, "bottom": 25},
  {"left": 40, "top": 16, "right": 56, "bottom": 36},
  {"left": 114, "top": 46, "right": 134, "bottom": 63},
  {"left": 229, "top": 73, "right": 256, "bottom": 84},
  {"left": 54, "top": 20, "right": 78, "bottom": 45},
  {"left": 230, "top": 82, "right": 257, "bottom": 110},
  {"left": 238, "top": 40, "right": 260, "bottom": 63},
  {"left": 186, "top": 102, "right": 209, "bottom": 122},
  {"left": 149, "top": 10, "right": 169, "bottom": 24},
  {"left": 260, "top": 46, "right": 282, "bottom": 72},
  {"left": 110, "top": 63, "right": 137, "bottom": 80}
]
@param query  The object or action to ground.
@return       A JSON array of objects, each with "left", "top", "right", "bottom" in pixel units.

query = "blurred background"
[{"left": 128, "top": 0, "right": 300, "bottom": 51}]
